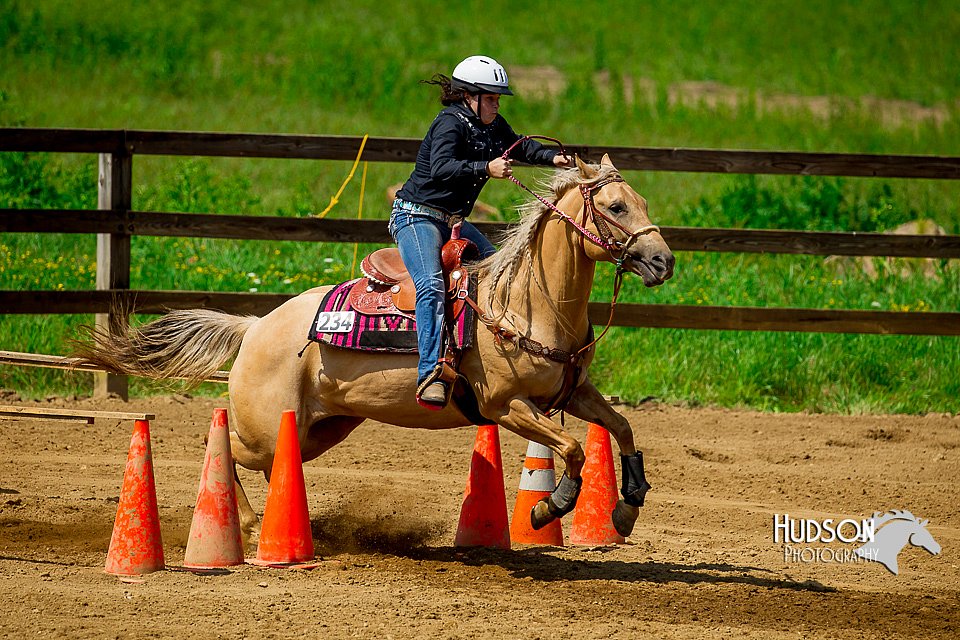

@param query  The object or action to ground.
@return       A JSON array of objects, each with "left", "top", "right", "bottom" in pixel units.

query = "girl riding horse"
[{"left": 391, "top": 55, "right": 573, "bottom": 408}]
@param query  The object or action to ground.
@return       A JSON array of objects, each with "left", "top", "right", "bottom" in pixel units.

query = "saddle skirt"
[{"left": 308, "top": 239, "right": 478, "bottom": 353}]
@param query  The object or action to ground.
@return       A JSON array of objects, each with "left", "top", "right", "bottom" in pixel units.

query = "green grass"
[{"left": 1, "top": 1, "right": 959, "bottom": 413}]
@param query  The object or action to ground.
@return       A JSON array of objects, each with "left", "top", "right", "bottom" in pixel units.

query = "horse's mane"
[
  {"left": 872, "top": 510, "right": 925, "bottom": 532},
  {"left": 475, "top": 162, "right": 621, "bottom": 321}
]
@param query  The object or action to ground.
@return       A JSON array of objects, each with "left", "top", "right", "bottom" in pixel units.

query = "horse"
[
  {"left": 77, "top": 154, "right": 674, "bottom": 542},
  {"left": 854, "top": 510, "right": 941, "bottom": 575}
]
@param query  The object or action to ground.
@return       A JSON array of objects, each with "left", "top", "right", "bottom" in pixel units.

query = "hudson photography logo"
[{"left": 774, "top": 510, "right": 941, "bottom": 575}]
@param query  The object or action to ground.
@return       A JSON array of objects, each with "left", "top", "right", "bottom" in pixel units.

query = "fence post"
[{"left": 95, "top": 150, "right": 132, "bottom": 399}]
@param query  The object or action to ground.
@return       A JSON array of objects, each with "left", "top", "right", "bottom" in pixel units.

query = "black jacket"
[{"left": 396, "top": 102, "right": 558, "bottom": 216}]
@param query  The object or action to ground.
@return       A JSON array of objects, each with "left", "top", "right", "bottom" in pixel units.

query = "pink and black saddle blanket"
[{"left": 308, "top": 277, "right": 475, "bottom": 353}]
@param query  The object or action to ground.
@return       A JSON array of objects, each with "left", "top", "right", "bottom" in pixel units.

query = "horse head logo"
[{"left": 854, "top": 510, "right": 940, "bottom": 575}]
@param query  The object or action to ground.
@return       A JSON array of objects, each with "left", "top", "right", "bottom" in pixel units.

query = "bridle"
[{"left": 577, "top": 179, "right": 662, "bottom": 271}]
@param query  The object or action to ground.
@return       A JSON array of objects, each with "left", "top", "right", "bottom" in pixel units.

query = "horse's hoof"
[
  {"left": 530, "top": 499, "right": 557, "bottom": 531},
  {"left": 241, "top": 524, "right": 261, "bottom": 549},
  {"left": 612, "top": 499, "right": 640, "bottom": 537}
]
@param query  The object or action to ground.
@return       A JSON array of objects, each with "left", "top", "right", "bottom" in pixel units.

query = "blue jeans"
[{"left": 388, "top": 200, "right": 496, "bottom": 386}]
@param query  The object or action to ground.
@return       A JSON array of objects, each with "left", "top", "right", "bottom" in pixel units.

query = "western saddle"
[{"left": 351, "top": 237, "right": 479, "bottom": 321}]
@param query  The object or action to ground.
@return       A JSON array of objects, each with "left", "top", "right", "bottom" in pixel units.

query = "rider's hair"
[{"left": 421, "top": 73, "right": 468, "bottom": 106}]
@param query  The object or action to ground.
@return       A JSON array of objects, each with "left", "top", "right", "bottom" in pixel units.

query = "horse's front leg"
[
  {"left": 489, "top": 397, "right": 585, "bottom": 531},
  {"left": 563, "top": 379, "right": 652, "bottom": 537}
]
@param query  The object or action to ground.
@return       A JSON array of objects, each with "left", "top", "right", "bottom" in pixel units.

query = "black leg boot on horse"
[
  {"left": 531, "top": 471, "right": 583, "bottom": 530},
  {"left": 612, "top": 451, "right": 652, "bottom": 537}
]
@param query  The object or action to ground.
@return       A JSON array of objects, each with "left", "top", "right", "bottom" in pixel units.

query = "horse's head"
[
  {"left": 909, "top": 519, "right": 941, "bottom": 556},
  {"left": 573, "top": 154, "right": 674, "bottom": 287},
  {"left": 856, "top": 510, "right": 941, "bottom": 574}
]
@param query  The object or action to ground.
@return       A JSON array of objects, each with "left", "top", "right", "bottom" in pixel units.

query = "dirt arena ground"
[{"left": 0, "top": 395, "right": 957, "bottom": 639}]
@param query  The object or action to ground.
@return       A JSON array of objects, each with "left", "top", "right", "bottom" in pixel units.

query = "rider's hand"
[
  {"left": 486, "top": 157, "right": 513, "bottom": 179},
  {"left": 553, "top": 154, "right": 574, "bottom": 167}
]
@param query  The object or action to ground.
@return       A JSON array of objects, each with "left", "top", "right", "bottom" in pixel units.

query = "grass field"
[{"left": 1, "top": 1, "right": 958, "bottom": 413}]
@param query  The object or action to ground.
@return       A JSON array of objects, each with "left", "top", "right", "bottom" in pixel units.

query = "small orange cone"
[
  {"left": 509, "top": 441, "right": 564, "bottom": 546},
  {"left": 570, "top": 423, "right": 625, "bottom": 545},
  {"left": 183, "top": 408, "right": 244, "bottom": 569},
  {"left": 105, "top": 419, "right": 165, "bottom": 575},
  {"left": 454, "top": 424, "right": 510, "bottom": 549},
  {"left": 252, "top": 410, "right": 315, "bottom": 566}
]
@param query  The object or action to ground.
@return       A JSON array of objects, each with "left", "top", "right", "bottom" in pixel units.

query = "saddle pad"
[{"left": 309, "top": 278, "right": 475, "bottom": 354}]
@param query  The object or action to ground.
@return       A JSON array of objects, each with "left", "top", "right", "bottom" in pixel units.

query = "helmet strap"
[
  {"left": 464, "top": 94, "right": 482, "bottom": 122},
  {"left": 467, "top": 93, "right": 496, "bottom": 124}
]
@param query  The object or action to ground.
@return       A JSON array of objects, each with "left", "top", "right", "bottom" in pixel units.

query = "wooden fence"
[{"left": 2, "top": 128, "right": 960, "bottom": 397}]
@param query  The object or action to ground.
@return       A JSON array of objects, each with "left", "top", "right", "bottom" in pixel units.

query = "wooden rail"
[
  {"left": 1, "top": 290, "right": 957, "bottom": 336},
  {"left": 4, "top": 128, "right": 960, "bottom": 178},
  {"left": 4, "top": 209, "right": 960, "bottom": 258},
  {"left": 2, "top": 127, "right": 959, "bottom": 397},
  {"left": 0, "top": 405, "right": 155, "bottom": 423},
  {"left": 0, "top": 350, "right": 229, "bottom": 383}
]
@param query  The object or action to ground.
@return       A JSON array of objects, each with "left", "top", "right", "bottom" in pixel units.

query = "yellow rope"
[
  {"left": 350, "top": 161, "right": 368, "bottom": 278},
  {"left": 314, "top": 134, "right": 369, "bottom": 219}
]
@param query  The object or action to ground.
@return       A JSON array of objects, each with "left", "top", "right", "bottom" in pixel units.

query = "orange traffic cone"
[
  {"left": 252, "top": 410, "right": 315, "bottom": 566},
  {"left": 509, "top": 441, "right": 564, "bottom": 546},
  {"left": 570, "top": 423, "right": 625, "bottom": 545},
  {"left": 183, "top": 408, "right": 244, "bottom": 569},
  {"left": 105, "top": 419, "right": 165, "bottom": 575},
  {"left": 454, "top": 424, "right": 510, "bottom": 549}
]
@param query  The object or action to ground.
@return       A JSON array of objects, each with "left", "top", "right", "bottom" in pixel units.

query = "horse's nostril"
[
  {"left": 650, "top": 253, "right": 670, "bottom": 271},
  {"left": 649, "top": 252, "right": 675, "bottom": 278}
]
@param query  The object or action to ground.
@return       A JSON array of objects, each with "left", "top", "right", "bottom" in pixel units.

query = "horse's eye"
[{"left": 608, "top": 202, "right": 626, "bottom": 215}]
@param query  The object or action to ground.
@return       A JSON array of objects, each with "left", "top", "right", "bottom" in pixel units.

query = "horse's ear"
[
  {"left": 576, "top": 154, "right": 598, "bottom": 179},
  {"left": 600, "top": 153, "right": 616, "bottom": 169},
  {"left": 920, "top": 519, "right": 929, "bottom": 526}
]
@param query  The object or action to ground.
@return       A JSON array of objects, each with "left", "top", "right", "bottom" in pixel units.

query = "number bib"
[{"left": 314, "top": 310, "right": 356, "bottom": 333}]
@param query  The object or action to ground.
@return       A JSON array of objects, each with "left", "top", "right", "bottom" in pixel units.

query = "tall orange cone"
[
  {"left": 509, "top": 441, "right": 564, "bottom": 546},
  {"left": 570, "top": 423, "right": 625, "bottom": 545},
  {"left": 183, "top": 408, "right": 244, "bottom": 569},
  {"left": 252, "top": 410, "right": 315, "bottom": 565},
  {"left": 105, "top": 419, "right": 165, "bottom": 575},
  {"left": 454, "top": 424, "right": 510, "bottom": 549}
]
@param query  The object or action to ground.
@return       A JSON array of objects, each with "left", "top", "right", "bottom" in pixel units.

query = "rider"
[{"left": 390, "top": 55, "right": 573, "bottom": 408}]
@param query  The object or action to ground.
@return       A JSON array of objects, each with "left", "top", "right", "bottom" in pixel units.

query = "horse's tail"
[{"left": 73, "top": 309, "right": 257, "bottom": 385}]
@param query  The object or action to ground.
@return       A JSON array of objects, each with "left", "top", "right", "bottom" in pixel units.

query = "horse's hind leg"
[
  {"left": 233, "top": 465, "right": 261, "bottom": 546},
  {"left": 229, "top": 416, "right": 364, "bottom": 545},
  {"left": 228, "top": 430, "right": 271, "bottom": 544}
]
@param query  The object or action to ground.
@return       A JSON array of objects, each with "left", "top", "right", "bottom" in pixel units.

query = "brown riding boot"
[{"left": 419, "top": 381, "right": 448, "bottom": 406}]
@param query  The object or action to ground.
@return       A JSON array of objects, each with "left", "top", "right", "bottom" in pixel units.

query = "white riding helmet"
[{"left": 451, "top": 55, "right": 513, "bottom": 95}]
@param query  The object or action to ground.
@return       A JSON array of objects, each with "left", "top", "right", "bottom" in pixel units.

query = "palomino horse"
[{"left": 78, "top": 155, "right": 674, "bottom": 540}]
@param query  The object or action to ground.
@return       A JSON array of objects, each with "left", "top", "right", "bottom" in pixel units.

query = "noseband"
[{"left": 502, "top": 136, "right": 660, "bottom": 273}]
